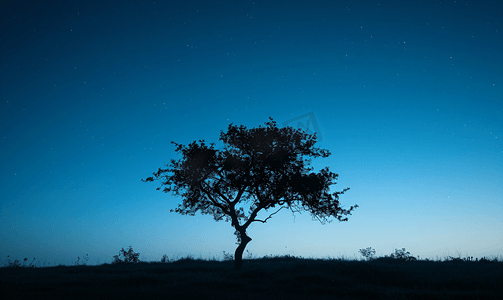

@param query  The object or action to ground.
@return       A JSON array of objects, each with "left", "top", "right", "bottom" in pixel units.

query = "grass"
[{"left": 1, "top": 254, "right": 502, "bottom": 300}]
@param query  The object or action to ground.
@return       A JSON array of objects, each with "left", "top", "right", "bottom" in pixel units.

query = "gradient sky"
[{"left": 1, "top": 0, "right": 502, "bottom": 266}]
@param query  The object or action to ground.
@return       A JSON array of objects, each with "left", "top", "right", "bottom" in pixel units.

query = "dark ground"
[{"left": 1, "top": 256, "right": 502, "bottom": 300}]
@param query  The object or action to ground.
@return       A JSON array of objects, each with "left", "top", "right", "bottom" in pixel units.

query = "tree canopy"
[{"left": 143, "top": 117, "right": 358, "bottom": 269}]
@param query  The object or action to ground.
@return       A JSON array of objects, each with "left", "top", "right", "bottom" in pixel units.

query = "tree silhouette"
[{"left": 142, "top": 117, "right": 358, "bottom": 270}]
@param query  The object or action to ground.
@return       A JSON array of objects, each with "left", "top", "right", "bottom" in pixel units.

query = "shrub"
[
  {"left": 160, "top": 254, "right": 172, "bottom": 263},
  {"left": 358, "top": 247, "right": 376, "bottom": 260},
  {"left": 390, "top": 248, "right": 416, "bottom": 261},
  {"left": 75, "top": 254, "right": 90, "bottom": 266},
  {"left": 4, "top": 256, "right": 35, "bottom": 268},
  {"left": 446, "top": 256, "right": 465, "bottom": 263},
  {"left": 477, "top": 256, "right": 499, "bottom": 263},
  {"left": 112, "top": 246, "right": 140, "bottom": 264},
  {"left": 222, "top": 251, "right": 234, "bottom": 261}
]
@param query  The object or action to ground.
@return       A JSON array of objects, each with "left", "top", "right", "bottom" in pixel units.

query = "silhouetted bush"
[
  {"left": 4, "top": 256, "right": 35, "bottom": 268},
  {"left": 74, "top": 254, "right": 89, "bottom": 266},
  {"left": 478, "top": 256, "right": 497, "bottom": 263},
  {"left": 112, "top": 246, "right": 140, "bottom": 264},
  {"left": 222, "top": 251, "right": 234, "bottom": 261},
  {"left": 390, "top": 248, "right": 417, "bottom": 261},
  {"left": 358, "top": 247, "right": 376, "bottom": 260},
  {"left": 160, "top": 254, "right": 172, "bottom": 263}
]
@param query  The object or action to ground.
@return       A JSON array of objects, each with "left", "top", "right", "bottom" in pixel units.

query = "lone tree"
[{"left": 142, "top": 117, "right": 358, "bottom": 270}]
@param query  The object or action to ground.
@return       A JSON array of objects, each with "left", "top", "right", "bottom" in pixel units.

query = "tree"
[{"left": 142, "top": 117, "right": 358, "bottom": 270}]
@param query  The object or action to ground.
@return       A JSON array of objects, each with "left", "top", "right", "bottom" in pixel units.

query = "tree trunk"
[{"left": 234, "top": 231, "right": 252, "bottom": 270}]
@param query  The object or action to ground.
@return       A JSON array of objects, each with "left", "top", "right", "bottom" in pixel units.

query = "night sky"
[{"left": 1, "top": 0, "right": 502, "bottom": 266}]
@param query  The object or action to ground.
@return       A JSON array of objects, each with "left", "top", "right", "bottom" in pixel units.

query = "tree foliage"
[{"left": 143, "top": 117, "right": 358, "bottom": 269}]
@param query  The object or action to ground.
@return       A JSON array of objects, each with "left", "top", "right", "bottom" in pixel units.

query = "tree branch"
[
  {"left": 199, "top": 185, "right": 230, "bottom": 215},
  {"left": 202, "top": 180, "right": 231, "bottom": 204},
  {"left": 243, "top": 203, "right": 265, "bottom": 229},
  {"left": 251, "top": 206, "right": 285, "bottom": 223},
  {"left": 231, "top": 185, "right": 247, "bottom": 205}
]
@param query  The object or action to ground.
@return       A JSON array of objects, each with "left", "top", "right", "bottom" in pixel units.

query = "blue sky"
[{"left": 1, "top": 0, "right": 502, "bottom": 266}]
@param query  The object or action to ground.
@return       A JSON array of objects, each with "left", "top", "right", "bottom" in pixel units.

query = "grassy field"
[{"left": 1, "top": 256, "right": 502, "bottom": 300}]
